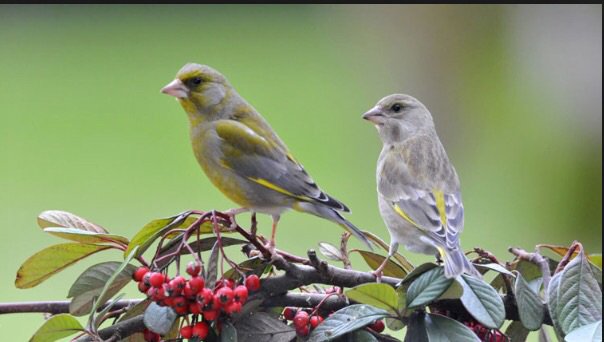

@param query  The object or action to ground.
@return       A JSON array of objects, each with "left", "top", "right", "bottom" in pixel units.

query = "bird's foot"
[
  {"left": 372, "top": 269, "right": 384, "bottom": 283},
  {"left": 224, "top": 208, "right": 248, "bottom": 230},
  {"left": 264, "top": 239, "right": 276, "bottom": 257}
]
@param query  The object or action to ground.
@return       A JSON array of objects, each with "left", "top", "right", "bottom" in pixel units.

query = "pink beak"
[
  {"left": 362, "top": 107, "right": 385, "bottom": 124},
  {"left": 161, "top": 79, "right": 188, "bottom": 98}
]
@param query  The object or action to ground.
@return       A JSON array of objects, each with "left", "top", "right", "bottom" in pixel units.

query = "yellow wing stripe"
[
  {"left": 433, "top": 190, "right": 447, "bottom": 226},
  {"left": 249, "top": 178, "right": 312, "bottom": 201},
  {"left": 393, "top": 204, "right": 420, "bottom": 228}
]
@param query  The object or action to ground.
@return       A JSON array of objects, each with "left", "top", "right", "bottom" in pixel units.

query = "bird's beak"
[
  {"left": 161, "top": 79, "right": 188, "bottom": 98},
  {"left": 362, "top": 107, "right": 385, "bottom": 124}
]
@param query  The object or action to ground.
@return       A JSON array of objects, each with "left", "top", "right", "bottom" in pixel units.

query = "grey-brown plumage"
[{"left": 363, "top": 94, "right": 480, "bottom": 278}]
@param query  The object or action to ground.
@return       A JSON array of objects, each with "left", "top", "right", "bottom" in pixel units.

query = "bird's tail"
[
  {"left": 441, "top": 247, "right": 481, "bottom": 279},
  {"left": 294, "top": 202, "right": 373, "bottom": 250}
]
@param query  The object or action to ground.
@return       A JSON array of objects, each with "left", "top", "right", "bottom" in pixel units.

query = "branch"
[{"left": 0, "top": 299, "right": 141, "bottom": 315}]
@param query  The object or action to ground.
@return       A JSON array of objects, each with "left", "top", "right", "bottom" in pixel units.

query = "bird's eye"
[
  {"left": 191, "top": 77, "right": 202, "bottom": 85},
  {"left": 391, "top": 103, "right": 402, "bottom": 113}
]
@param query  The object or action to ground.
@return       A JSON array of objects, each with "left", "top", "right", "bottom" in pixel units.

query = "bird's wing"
[
  {"left": 214, "top": 120, "right": 349, "bottom": 212},
  {"left": 378, "top": 144, "right": 463, "bottom": 251}
]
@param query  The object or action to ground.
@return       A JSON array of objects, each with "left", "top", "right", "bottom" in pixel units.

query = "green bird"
[
  {"left": 161, "top": 63, "right": 371, "bottom": 251},
  {"left": 363, "top": 94, "right": 480, "bottom": 278}
]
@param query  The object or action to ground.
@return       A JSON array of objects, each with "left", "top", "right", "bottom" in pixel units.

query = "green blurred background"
[{"left": 0, "top": 4, "right": 601, "bottom": 341}]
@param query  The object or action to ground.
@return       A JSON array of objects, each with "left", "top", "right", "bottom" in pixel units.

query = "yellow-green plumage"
[{"left": 161, "top": 63, "right": 371, "bottom": 249}]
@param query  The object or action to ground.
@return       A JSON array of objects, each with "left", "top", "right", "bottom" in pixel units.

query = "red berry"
[
  {"left": 143, "top": 328, "right": 160, "bottom": 342},
  {"left": 138, "top": 281, "right": 150, "bottom": 293},
  {"left": 186, "top": 260, "right": 202, "bottom": 277},
  {"left": 283, "top": 307, "right": 296, "bottom": 320},
  {"left": 293, "top": 310, "right": 309, "bottom": 329},
  {"left": 146, "top": 287, "right": 166, "bottom": 302},
  {"left": 233, "top": 285, "right": 249, "bottom": 303},
  {"left": 180, "top": 325, "right": 193, "bottom": 339},
  {"left": 193, "top": 321, "right": 209, "bottom": 339},
  {"left": 369, "top": 320, "right": 385, "bottom": 333},
  {"left": 169, "top": 276, "right": 187, "bottom": 293},
  {"left": 245, "top": 275, "right": 260, "bottom": 291},
  {"left": 149, "top": 272, "right": 165, "bottom": 288},
  {"left": 216, "top": 287, "right": 234, "bottom": 305},
  {"left": 189, "top": 276, "right": 205, "bottom": 293},
  {"left": 183, "top": 283, "right": 197, "bottom": 299},
  {"left": 142, "top": 272, "right": 152, "bottom": 287},
  {"left": 310, "top": 315, "right": 324, "bottom": 328},
  {"left": 198, "top": 287, "right": 214, "bottom": 306},
  {"left": 174, "top": 305, "right": 188, "bottom": 316},
  {"left": 296, "top": 325, "right": 310, "bottom": 337},
  {"left": 225, "top": 301, "right": 242, "bottom": 314},
  {"left": 215, "top": 278, "right": 235, "bottom": 289},
  {"left": 172, "top": 296, "right": 187, "bottom": 309},
  {"left": 189, "top": 301, "right": 203, "bottom": 314},
  {"left": 162, "top": 296, "right": 174, "bottom": 307},
  {"left": 133, "top": 266, "right": 149, "bottom": 282},
  {"left": 203, "top": 308, "right": 220, "bottom": 321}
]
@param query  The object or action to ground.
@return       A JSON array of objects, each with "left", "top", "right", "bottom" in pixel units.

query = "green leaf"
[
  {"left": 400, "top": 263, "right": 438, "bottom": 285},
  {"left": 94, "top": 293, "right": 125, "bottom": 329},
  {"left": 514, "top": 271, "right": 545, "bottom": 330},
  {"left": 143, "top": 302, "right": 177, "bottom": 335},
  {"left": 350, "top": 329, "right": 379, "bottom": 341},
  {"left": 233, "top": 311, "right": 295, "bottom": 342},
  {"left": 29, "top": 313, "right": 84, "bottom": 342},
  {"left": 125, "top": 213, "right": 203, "bottom": 257},
  {"left": 318, "top": 242, "right": 344, "bottom": 261},
  {"left": 90, "top": 247, "right": 138, "bottom": 317},
  {"left": 351, "top": 249, "right": 408, "bottom": 278},
  {"left": 588, "top": 254, "right": 602, "bottom": 269},
  {"left": 345, "top": 283, "right": 399, "bottom": 313},
  {"left": 547, "top": 271, "right": 563, "bottom": 335},
  {"left": 38, "top": 210, "right": 107, "bottom": 233},
  {"left": 117, "top": 299, "right": 151, "bottom": 323},
  {"left": 564, "top": 320, "right": 602, "bottom": 342},
  {"left": 68, "top": 261, "right": 136, "bottom": 316},
  {"left": 307, "top": 304, "right": 389, "bottom": 342},
  {"left": 362, "top": 231, "right": 414, "bottom": 272},
  {"left": 205, "top": 240, "right": 220, "bottom": 289},
  {"left": 44, "top": 227, "right": 129, "bottom": 245},
  {"left": 425, "top": 313, "right": 481, "bottom": 342},
  {"left": 15, "top": 243, "right": 111, "bottom": 289},
  {"left": 457, "top": 274, "right": 505, "bottom": 329},
  {"left": 406, "top": 267, "right": 453, "bottom": 308},
  {"left": 552, "top": 248, "right": 602, "bottom": 335},
  {"left": 223, "top": 257, "right": 268, "bottom": 281},
  {"left": 220, "top": 321, "right": 238, "bottom": 342},
  {"left": 385, "top": 317, "right": 405, "bottom": 331},
  {"left": 505, "top": 321, "right": 530, "bottom": 341}
]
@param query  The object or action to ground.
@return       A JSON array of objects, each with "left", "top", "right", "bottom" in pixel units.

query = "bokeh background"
[{"left": 0, "top": 4, "right": 601, "bottom": 341}]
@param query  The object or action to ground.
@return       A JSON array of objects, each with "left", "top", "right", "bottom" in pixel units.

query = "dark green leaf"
[
  {"left": 514, "top": 271, "right": 545, "bottom": 330},
  {"left": 406, "top": 267, "right": 452, "bottom": 308},
  {"left": 38, "top": 210, "right": 107, "bottom": 233},
  {"left": 224, "top": 257, "right": 268, "bottom": 281},
  {"left": 351, "top": 249, "right": 408, "bottom": 278},
  {"left": 89, "top": 247, "right": 139, "bottom": 317},
  {"left": 156, "top": 236, "right": 247, "bottom": 268},
  {"left": 457, "top": 274, "right": 505, "bottom": 329},
  {"left": 403, "top": 311, "right": 428, "bottom": 342},
  {"left": 15, "top": 243, "right": 111, "bottom": 289},
  {"left": 117, "top": 299, "right": 150, "bottom": 323},
  {"left": 29, "top": 313, "right": 84, "bottom": 342},
  {"left": 547, "top": 271, "right": 563, "bottom": 336},
  {"left": 552, "top": 248, "right": 602, "bottom": 335},
  {"left": 205, "top": 240, "right": 220, "bottom": 289},
  {"left": 505, "top": 321, "right": 530, "bottom": 341},
  {"left": 307, "top": 304, "right": 389, "bottom": 342},
  {"left": 68, "top": 261, "right": 136, "bottom": 316},
  {"left": 94, "top": 293, "right": 125, "bottom": 329},
  {"left": 345, "top": 283, "right": 399, "bottom": 313},
  {"left": 425, "top": 313, "right": 480, "bottom": 342},
  {"left": 564, "top": 320, "right": 602, "bottom": 342},
  {"left": 234, "top": 311, "right": 295, "bottom": 342},
  {"left": 400, "top": 263, "right": 438, "bottom": 285},
  {"left": 221, "top": 321, "right": 237, "bottom": 342},
  {"left": 350, "top": 330, "right": 378, "bottom": 341},
  {"left": 143, "top": 302, "right": 177, "bottom": 335}
]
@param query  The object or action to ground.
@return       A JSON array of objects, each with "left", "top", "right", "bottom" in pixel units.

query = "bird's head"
[
  {"left": 362, "top": 94, "right": 434, "bottom": 143},
  {"left": 161, "top": 63, "right": 231, "bottom": 120}
]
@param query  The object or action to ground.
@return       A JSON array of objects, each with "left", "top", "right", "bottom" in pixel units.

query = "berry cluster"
[
  {"left": 282, "top": 307, "right": 324, "bottom": 337},
  {"left": 133, "top": 261, "right": 261, "bottom": 341},
  {"left": 464, "top": 321, "right": 507, "bottom": 342}
]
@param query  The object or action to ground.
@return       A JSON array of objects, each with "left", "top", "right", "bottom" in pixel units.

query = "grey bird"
[{"left": 362, "top": 94, "right": 480, "bottom": 278}]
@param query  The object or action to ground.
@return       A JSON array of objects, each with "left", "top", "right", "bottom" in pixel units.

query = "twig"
[
  {"left": 509, "top": 247, "right": 552, "bottom": 291},
  {"left": 0, "top": 300, "right": 141, "bottom": 315},
  {"left": 554, "top": 241, "right": 581, "bottom": 274}
]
